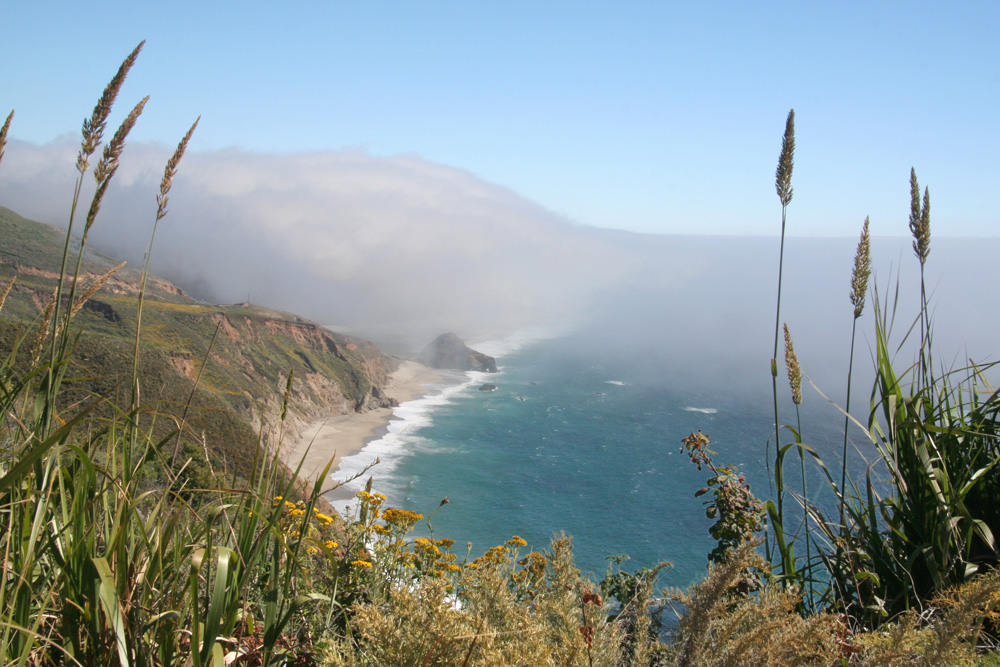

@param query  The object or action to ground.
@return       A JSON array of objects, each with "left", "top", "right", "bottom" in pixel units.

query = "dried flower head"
[
  {"left": 156, "top": 117, "right": 200, "bottom": 221},
  {"left": 783, "top": 323, "right": 802, "bottom": 405},
  {"left": 0, "top": 110, "right": 13, "bottom": 168},
  {"left": 77, "top": 41, "right": 144, "bottom": 174},
  {"left": 850, "top": 216, "right": 871, "bottom": 319},
  {"left": 681, "top": 430, "right": 715, "bottom": 471},
  {"left": 909, "top": 169, "right": 931, "bottom": 264},
  {"left": 775, "top": 109, "right": 795, "bottom": 207}
]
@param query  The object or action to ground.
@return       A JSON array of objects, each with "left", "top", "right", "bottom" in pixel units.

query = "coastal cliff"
[{"left": 0, "top": 206, "right": 398, "bottom": 485}]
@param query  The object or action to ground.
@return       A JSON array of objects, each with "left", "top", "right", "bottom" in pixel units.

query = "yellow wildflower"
[
  {"left": 507, "top": 536, "right": 528, "bottom": 547},
  {"left": 351, "top": 560, "right": 373, "bottom": 568},
  {"left": 324, "top": 540, "right": 339, "bottom": 550},
  {"left": 382, "top": 508, "right": 424, "bottom": 526}
]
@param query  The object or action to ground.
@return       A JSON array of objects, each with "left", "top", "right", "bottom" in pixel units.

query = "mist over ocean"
[
  {"left": 331, "top": 331, "right": 853, "bottom": 587},
  {"left": 327, "top": 235, "right": 1000, "bottom": 587}
]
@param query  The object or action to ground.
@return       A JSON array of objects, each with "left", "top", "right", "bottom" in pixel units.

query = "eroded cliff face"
[
  {"left": 0, "top": 207, "right": 396, "bottom": 509},
  {"left": 167, "top": 305, "right": 400, "bottom": 441},
  {"left": 0, "top": 210, "right": 400, "bottom": 451}
]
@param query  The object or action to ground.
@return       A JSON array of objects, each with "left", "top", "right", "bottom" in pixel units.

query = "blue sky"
[{"left": 3, "top": 1, "right": 999, "bottom": 236}]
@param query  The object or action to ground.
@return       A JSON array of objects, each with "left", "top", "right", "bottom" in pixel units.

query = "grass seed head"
[
  {"left": 783, "top": 323, "right": 802, "bottom": 405},
  {"left": 86, "top": 97, "right": 148, "bottom": 239},
  {"left": 0, "top": 109, "right": 13, "bottom": 168},
  {"left": 775, "top": 109, "right": 795, "bottom": 207},
  {"left": 909, "top": 169, "right": 931, "bottom": 264},
  {"left": 0, "top": 277, "right": 14, "bottom": 314},
  {"left": 93, "top": 97, "right": 148, "bottom": 185},
  {"left": 31, "top": 287, "right": 59, "bottom": 364},
  {"left": 68, "top": 261, "right": 126, "bottom": 321},
  {"left": 77, "top": 40, "right": 144, "bottom": 174},
  {"left": 850, "top": 216, "right": 871, "bottom": 319},
  {"left": 157, "top": 117, "right": 200, "bottom": 221},
  {"left": 917, "top": 186, "right": 931, "bottom": 262}
]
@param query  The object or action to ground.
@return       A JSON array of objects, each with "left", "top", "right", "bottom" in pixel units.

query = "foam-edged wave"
[
  {"left": 328, "top": 327, "right": 565, "bottom": 515},
  {"left": 328, "top": 379, "right": 472, "bottom": 514},
  {"left": 683, "top": 407, "right": 718, "bottom": 414}
]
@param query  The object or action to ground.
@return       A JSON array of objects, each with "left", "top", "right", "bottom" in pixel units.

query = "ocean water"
[{"left": 329, "top": 332, "right": 850, "bottom": 588}]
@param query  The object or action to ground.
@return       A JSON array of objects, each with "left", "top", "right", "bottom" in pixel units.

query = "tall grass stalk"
[
  {"left": 0, "top": 47, "right": 350, "bottom": 666},
  {"left": 132, "top": 116, "right": 199, "bottom": 414},
  {"left": 768, "top": 109, "right": 797, "bottom": 583},
  {"left": 43, "top": 41, "right": 144, "bottom": 440},
  {"left": 839, "top": 216, "right": 871, "bottom": 528},
  {"left": 909, "top": 168, "right": 932, "bottom": 385},
  {"left": 782, "top": 323, "right": 814, "bottom": 607}
]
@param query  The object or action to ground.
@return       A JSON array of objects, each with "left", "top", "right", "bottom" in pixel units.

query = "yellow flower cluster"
[
  {"left": 514, "top": 551, "right": 548, "bottom": 588},
  {"left": 355, "top": 490, "right": 387, "bottom": 507},
  {"left": 382, "top": 508, "right": 424, "bottom": 525},
  {"left": 312, "top": 507, "right": 335, "bottom": 526},
  {"left": 403, "top": 537, "right": 460, "bottom": 577},
  {"left": 506, "top": 536, "right": 528, "bottom": 547},
  {"left": 469, "top": 544, "right": 511, "bottom": 569},
  {"left": 351, "top": 560, "right": 373, "bottom": 568}
]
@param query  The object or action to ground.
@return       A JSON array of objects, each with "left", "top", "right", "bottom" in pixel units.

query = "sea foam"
[
  {"left": 328, "top": 379, "right": 472, "bottom": 515},
  {"left": 327, "top": 328, "right": 558, "bottom": 515}
]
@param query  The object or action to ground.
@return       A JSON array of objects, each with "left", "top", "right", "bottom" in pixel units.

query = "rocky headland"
[{"left": 419, "top": 332, "right": 497, "bottom": 373}]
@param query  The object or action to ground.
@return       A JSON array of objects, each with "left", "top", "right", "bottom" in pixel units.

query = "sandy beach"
[{"left": 281, "top": 360, "right": 457, "bottom": 492}]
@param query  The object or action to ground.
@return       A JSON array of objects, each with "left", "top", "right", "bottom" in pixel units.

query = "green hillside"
[{"left": 0, "top": 205, "right": 398, "bottom": 488}]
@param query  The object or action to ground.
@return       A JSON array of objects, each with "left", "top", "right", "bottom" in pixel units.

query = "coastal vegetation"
[{"left": 0, "top": 44, "right": 998, "bottom": 665}]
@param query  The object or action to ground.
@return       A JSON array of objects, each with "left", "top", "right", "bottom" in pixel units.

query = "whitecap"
[
  {"left": 605, "top": 380, "right": 625, "bottom": 386},
  {"left": 683, "top": 407, "right": 718, "bottom": 414}
]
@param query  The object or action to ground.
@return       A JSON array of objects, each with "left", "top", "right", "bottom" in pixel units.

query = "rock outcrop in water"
[{"left": 420, "top": 333, "right": 497, "bottom": 373}]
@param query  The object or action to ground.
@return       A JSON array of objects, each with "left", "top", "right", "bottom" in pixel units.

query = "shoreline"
[{"left": 281, "top": 359, "right": 464, "bottom": 501}]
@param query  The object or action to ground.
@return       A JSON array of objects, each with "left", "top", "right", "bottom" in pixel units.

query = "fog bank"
[{"left": 1, "top": 138, "right": 997, "bottom": 387}]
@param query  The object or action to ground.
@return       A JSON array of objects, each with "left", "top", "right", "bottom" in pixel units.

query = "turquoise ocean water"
[{"left": 329, "top": 332, "right": 848, "bottom": 588}]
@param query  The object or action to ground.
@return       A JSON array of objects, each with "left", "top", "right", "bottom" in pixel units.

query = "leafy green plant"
[{"left": 755, "top": 108, "right": 1000, "bottom": 636}]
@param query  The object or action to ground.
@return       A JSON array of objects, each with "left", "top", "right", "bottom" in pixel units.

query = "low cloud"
[
  {"left": 2, "top": 139, "right": 653, "bottom": 347},
  {"left": 2, "top": 138, "right": 997, "bottom": 381}
]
